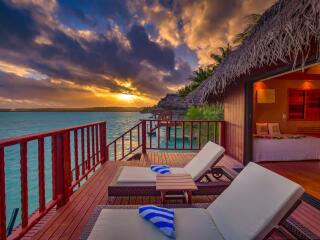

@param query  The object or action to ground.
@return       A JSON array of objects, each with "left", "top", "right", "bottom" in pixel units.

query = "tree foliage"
[
  {"left": 178, "top": 66, "right": 215, "bottom": 97},
  {"left": 210, "top": 43, "right": 232, "bottom": 65},
  {"left": 184, "top": 104, "right": 224, "bottom": 121},
  {"left": 184, "top": 104, "right": 224, "bottom": 145},
  {"left": 177, "top": 44, "right": 231, "bottom": 97},
  {"left": 233, "top": 14, "right": 261, "bottom": 45}
]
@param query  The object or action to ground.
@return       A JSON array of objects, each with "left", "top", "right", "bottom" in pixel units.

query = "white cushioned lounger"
[
  {"left": 89, "top": 163, "right": 304, "bottom": 240},
  {"left": 117, "top": 141, "right": 225, "bottom": 184}
]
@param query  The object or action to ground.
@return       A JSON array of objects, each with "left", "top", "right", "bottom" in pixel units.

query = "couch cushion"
[
  {"left": 184, "top": 141, "right": 225, "bottom": 181},
  {"left": 207, "top": 162, "right": 304, "bottom": 240},
  {"left": 88, "top": 208, "right": 224, "bottom": 240}
]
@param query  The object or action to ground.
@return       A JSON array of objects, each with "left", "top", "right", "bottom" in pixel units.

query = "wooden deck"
[
  {"left": 259, "top": 161, "right": 320, "bottom": 200},
  {"left": 20, "top": 153, "right": 320, "bottom": 240}
]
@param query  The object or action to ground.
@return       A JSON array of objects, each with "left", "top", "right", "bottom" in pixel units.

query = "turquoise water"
[
  {"left": 0, "top": 112, "right": 150, "bottom": 229},
  {"left": 0, "top": 112, "right": 148, "bottom": 141}
]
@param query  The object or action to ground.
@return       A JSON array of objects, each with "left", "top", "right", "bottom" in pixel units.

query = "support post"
[
  {"left": 99, "top": 122, "right": 107, "bottom": 163},
  {"left": 244, "top": 81, "right": 253, "bottom": 165},
  {"left": 38, "top": 138, "right": 45, "bottom": 212},
  {"left": 54, "top": 132, "right": 71, "bottom": 208},
  {"left": 0, "top": 147, "right": 6, "bottom": 240},
  {"left": 219, "top": 121, "right": 226, "bottom": 148},
  {"left": 20, "top": 142, "right": 28, "bottom": 228},
  {"left": 141, "top": 120, "right": 147, "bottom": 154}
]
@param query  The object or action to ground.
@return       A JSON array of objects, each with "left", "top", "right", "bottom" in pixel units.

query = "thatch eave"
[{"left": 156, "top": 93, "right": 188, "bottom": 110}]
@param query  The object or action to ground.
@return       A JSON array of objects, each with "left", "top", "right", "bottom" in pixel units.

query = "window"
[{"left": 288, "top": 89, "right": 320, "bottom": 120}]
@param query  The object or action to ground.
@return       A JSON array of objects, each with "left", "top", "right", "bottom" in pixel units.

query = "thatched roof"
[
  {"left": 156, "top": 94, "right": 188, "bottom": 110},
  {"left": 186, "top": 0, "right": 320, "bottom": 105}
]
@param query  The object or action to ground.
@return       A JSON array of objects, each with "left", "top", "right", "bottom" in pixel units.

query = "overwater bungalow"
[
  {"left": 154, "top": 93, "right": 188, "bottom": 120},
  {"left": 0, "top": 0, "right": 320, "bottom": 239}
]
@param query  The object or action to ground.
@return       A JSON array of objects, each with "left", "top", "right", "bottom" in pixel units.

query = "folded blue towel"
[
  {"left": 150, "top": 165, "right": 171, "bottom": 174},
  {"left": 138, "top": 205, "right": 175, "bottom": 238}
]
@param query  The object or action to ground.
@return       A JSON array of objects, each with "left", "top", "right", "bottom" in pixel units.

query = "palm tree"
[
  {"left": 178, "top": 66, "right": 214, "bottom": 97},
  {"left": 210, "top": 43, "right": 232, "bottom": 65},
  {"left": 192, "top": 67, "right": 215, "bottom": 84},
  {"left": 178, "top": 43, "right": 233, "bottom": 97},
  {"left": 233, "top": 14, "right": 261, "bottom": 45}
]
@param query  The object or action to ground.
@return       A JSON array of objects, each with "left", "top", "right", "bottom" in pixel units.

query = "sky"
[{"left": 0, "top": 0, "right": 275, "bottom": 108}]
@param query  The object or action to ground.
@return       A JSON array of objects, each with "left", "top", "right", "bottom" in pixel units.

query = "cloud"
[
  {"left": 151, "top": 0, "right": 275, "bottom": 65},
  {"left": 0, "top": 60, "right": 48, "bottom": 80},
  {"left": 0, "top": 0, "right": 275, "bottom": 108},
  {"left": 56, "top": 0, "right": 132, "bottom": 29},
  {"left": 127, "top": 25, "right": 175, "bottom": 71},
  {"left": 0, "top": 0, "right": 39, "bottom": 49},
  {"left": 142, "top": 2, "right": 181, "bottom": 47},
  {"left": 126, "top": 0, "right": 275, "bottom": 65},
  {"left": 164, "top": 58, "right": 191, "bottom": 84},
  {"left": 0, "top": 71, "right": 157, "bottom": 108}
]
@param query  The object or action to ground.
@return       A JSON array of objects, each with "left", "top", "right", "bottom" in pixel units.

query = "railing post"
[
  {"left": 0, "top": 147, "right": 6, "bottom": 240},
  {"left": 20, "top": 142, "right": 28, "bottom": 229},
  {"left": 141, "top": 120, "right": 147, "bottom": 154},
  {"left": 38, "top": 138, "right": 46, "bottom": 213},
  {"left": 54, "top": 131, "right": 71, "bottom": 208},
  {"left": 100, "top": 122, "right": 107, "bottom": 163},
  {"left": 219, "top": 121, "right": 226, "bottom": 148}
]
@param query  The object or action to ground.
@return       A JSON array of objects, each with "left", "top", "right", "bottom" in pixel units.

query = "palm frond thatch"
[{"left": 157, "top": 94, "right": 188, "bottom": 110}]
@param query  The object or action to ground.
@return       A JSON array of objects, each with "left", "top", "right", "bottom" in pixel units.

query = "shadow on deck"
[{"left": 21, "top": 153, "right": 320, "bottom": 240}]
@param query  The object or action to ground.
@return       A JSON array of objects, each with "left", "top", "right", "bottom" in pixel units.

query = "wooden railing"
[
  {"left": 144, "top": 120, "right": 225, "bottom": 151},
  {"left": 107, "top": 119, "right": 225, "bottom": 161},
  {"left": 106, "top": 121, "right": 142, "bottom": 161},
  {"left": 0, "top": 121, "right": 107, "bottom": 240}
]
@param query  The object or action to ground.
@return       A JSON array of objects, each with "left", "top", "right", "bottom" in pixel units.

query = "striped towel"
[
  {"left": 150, "top": 165, "right": 171, "bottom": 174},
  {"left": 138, "top": 205, "right": 176, "bottom": 238}
]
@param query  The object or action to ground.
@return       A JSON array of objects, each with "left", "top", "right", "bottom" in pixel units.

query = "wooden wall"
[{"left": 223, "top": 82, "right": 245, "bottom": 163}]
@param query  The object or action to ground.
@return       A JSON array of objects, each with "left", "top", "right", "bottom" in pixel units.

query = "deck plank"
[{"left": 22, "top": 153, "right": 320, "bottom": 240}]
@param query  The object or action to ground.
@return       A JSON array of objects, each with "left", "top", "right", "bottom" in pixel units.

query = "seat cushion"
[
  {"left": 207, "top": 162, "right": 304, "bottom": 240},
  {"left": 184, "top": 141, "right": 225, "bottom": 181},
  {"left": 117, "top": 141, "right": 224, "bottom": 184},
  {"left": 117, "top": 166, "right": 186, "bottom": 183},
  {"left": 88, "top": 208, "right": 224, "bottom": 240}
]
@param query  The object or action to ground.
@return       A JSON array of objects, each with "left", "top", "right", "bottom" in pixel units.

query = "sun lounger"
[
  {"left": 87, "top": 163, "right": 304, "bottom": 240},
  {"left": 108, "top": 141, "right": 233, "bottom": 197}
]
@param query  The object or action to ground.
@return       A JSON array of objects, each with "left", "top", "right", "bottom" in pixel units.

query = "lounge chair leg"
[
  {"left": 160, "top": 191, "right": 165, "bottom": 204},
  {"left": 184, "top": 191, "right": 192, "bottom": 204}
]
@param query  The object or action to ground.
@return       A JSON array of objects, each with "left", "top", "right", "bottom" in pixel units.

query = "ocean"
[{"left": 0, "top": 112, "right": 150, "bottom": 228}]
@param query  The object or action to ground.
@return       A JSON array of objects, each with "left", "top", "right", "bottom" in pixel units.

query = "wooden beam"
[{"left": 273, "top": 72, "right": 320, "bottom": 80}]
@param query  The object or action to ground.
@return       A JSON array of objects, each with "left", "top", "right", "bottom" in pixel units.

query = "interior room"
[{"left": 252, "top": 64, "right": 320, "bottom": 163}]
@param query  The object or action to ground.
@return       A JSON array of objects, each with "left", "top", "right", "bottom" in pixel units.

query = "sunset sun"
[{"left": 119, "top": 93, "right": 135, "bottom": 101}]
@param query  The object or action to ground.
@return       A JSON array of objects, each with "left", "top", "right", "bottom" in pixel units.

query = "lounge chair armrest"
[
  {"left": 220, "top": 167, "right": 238, "bottom": 180},
  {"left": 207, "top": 167, "right": 238, "bottom": 181},
  {"left": 209, "top": 167, "right": 224, "bottom": 180}
]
